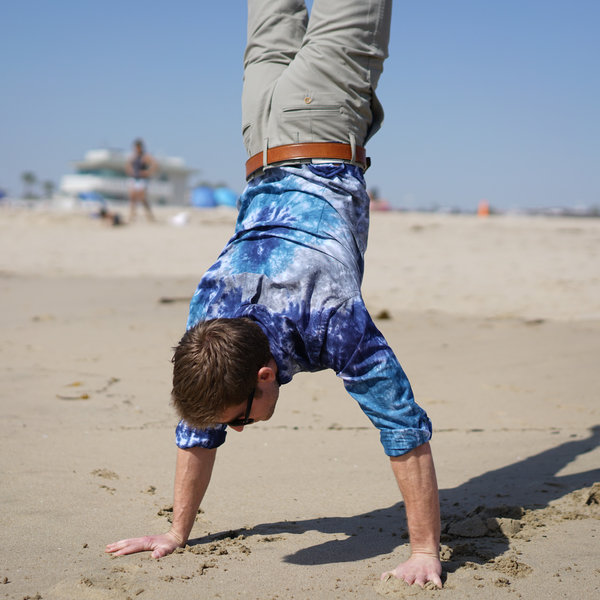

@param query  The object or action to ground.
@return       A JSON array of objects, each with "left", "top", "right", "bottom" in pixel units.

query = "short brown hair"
[{"left": 171, "top": 318, "right": 272, "bottom": 427}]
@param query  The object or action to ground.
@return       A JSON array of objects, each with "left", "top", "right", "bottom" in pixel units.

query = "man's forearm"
[
  {"left": 170, "top": 446, "right": 217, "bottom": 544},
  {"left": 390, "top": 442, "right": 440, "bottom": 555}
]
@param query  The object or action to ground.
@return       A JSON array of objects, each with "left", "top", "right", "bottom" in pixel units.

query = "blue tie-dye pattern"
[
  {"left": 175, "top": 421, "right": 227, "bottom": 449},
  {"left": 178, "top": 164, "right": 432, "bottom": 457}
]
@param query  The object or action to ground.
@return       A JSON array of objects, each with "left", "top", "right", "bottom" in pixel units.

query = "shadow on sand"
[{"left": 188, "top": 426, "right": 599, "bottom": 568}]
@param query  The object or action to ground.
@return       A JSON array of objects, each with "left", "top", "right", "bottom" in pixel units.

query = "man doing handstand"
[{"left": 107, "top": 0, "right": 443, "bottom": 588}]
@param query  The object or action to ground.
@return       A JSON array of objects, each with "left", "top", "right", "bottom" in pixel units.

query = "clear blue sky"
[{"left": 1, "top": 0, "right": 598, "bottom": 210}]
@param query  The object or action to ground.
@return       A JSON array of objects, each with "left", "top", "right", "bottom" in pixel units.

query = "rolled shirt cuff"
[
  {"left": 175, "top": 420, "right": 227, "bottom": 449},
  {"left": 379, "top": 420, "right": 433, "bottom": 457}
]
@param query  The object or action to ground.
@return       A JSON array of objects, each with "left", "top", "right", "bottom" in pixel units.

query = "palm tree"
[
  {"left": 21, "top": 171, "right": 37, "bottom": 198},
  {"left": 43, "top": 180, "right": 55, "bottom": 199}
]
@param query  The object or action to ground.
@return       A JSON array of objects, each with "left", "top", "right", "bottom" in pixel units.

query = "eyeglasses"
[{"left": 227, "top": 389, "right": 255, "bottom": 427}]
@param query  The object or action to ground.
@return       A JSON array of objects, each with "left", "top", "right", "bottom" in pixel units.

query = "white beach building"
[{"left": 59, "top": 149, "right": 197, "bottom": 205}]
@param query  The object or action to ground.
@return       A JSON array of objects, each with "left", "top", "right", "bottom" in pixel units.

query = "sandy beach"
[{"left": 1, "top": 204, "right": 599, "bottom": 599}]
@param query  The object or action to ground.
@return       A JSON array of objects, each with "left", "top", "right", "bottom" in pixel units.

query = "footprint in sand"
[
  {"left": 47, "top": 562, "right": 155, "bottom": 600},
  {"left": 91, "top": 469, "right": 119, "bottom": 480}
]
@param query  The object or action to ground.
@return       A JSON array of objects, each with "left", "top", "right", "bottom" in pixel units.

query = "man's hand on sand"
[
  {"left": 381, "top": 552, "right": 443, "bottom": 589},
  {"left": 105, "top": 531, "right": 184, "bottom": 559}
]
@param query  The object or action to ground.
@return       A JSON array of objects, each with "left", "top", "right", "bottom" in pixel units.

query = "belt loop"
[
  {"left": 262, "top": 138, "right": 269, "bottom": 168},
  {"left": 349, "top": 132, "right": 356, "bottom": 163}
]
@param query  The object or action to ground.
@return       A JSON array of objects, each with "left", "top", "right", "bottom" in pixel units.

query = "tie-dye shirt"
[{"left": 175, "top": 163, "right": 432, "bottom": 457}]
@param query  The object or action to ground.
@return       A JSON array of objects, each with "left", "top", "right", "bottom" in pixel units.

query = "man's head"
[
  {"left": 171, "top": 318, "right": 278, "bottom": 430},
  {"left": 133, "top": 138, "right": 145, "bottom": 153}
]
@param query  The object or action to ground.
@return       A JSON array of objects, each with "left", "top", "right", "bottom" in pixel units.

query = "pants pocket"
[{"left": 277, "top": 94, "right": 351, "bottom": 143}]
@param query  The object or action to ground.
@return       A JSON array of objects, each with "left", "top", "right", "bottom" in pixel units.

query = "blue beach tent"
[
  {"left": 78, "top": 191, "right": 105, "bottom": 203},
  {"left": 213, "top": 187, "right": 238, "bottom": 208},
  {"left": 191, "top": 186, "right": 217, "bottom": 208}
]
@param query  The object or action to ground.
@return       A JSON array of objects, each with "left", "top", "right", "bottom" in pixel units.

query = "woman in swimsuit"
[{"left": 126, "top": 138, "right": 157, "bottom": 222}]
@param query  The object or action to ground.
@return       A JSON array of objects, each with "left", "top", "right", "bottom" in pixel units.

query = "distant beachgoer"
[
  {"left": 98, "top": 207, "right": 124, "bottom": 227},
  {"left": 369, "top": 187, "right": 392, "bottom": 211},
  {"left": 126, "top": 139, "right": 157, "bottom": 222}
]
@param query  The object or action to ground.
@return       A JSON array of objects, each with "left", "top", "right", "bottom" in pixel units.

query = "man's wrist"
[
  {"left": 410, "top": 547, "right": 440, "bottom": 560},
  {"left": 166, "top": 529, "right": 186, "bottom": 547}
]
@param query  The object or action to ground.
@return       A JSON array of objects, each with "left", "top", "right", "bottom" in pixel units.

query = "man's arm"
[
  {"left": 143, "top": 154, "right": 158, "bottom": 178},
  {"left": 125, "top": 157, "right": 134, "bottom": 177},
  {"left": 105, "top": 446, "right": 217, "bottom": 558},
  {"left": 382, "top": 442, "right": 442, "bottom": 588}
]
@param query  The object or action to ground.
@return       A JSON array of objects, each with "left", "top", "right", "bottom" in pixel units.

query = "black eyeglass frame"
[{"left": 226, "top": 389, "right": 255, "bottom": 427}]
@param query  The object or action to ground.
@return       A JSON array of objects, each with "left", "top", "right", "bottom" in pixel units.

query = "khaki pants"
[{"left": 242, "top": 0, "right": 392, "bottom": 157}]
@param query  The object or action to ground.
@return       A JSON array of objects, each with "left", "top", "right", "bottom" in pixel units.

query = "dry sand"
[{"left": 0, "top": 204, "right": 599, "bottom": 599}]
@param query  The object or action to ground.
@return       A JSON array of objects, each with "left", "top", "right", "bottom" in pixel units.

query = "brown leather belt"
[{"left": 245, "top": 142, "right": 369, "bottom": 180}]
